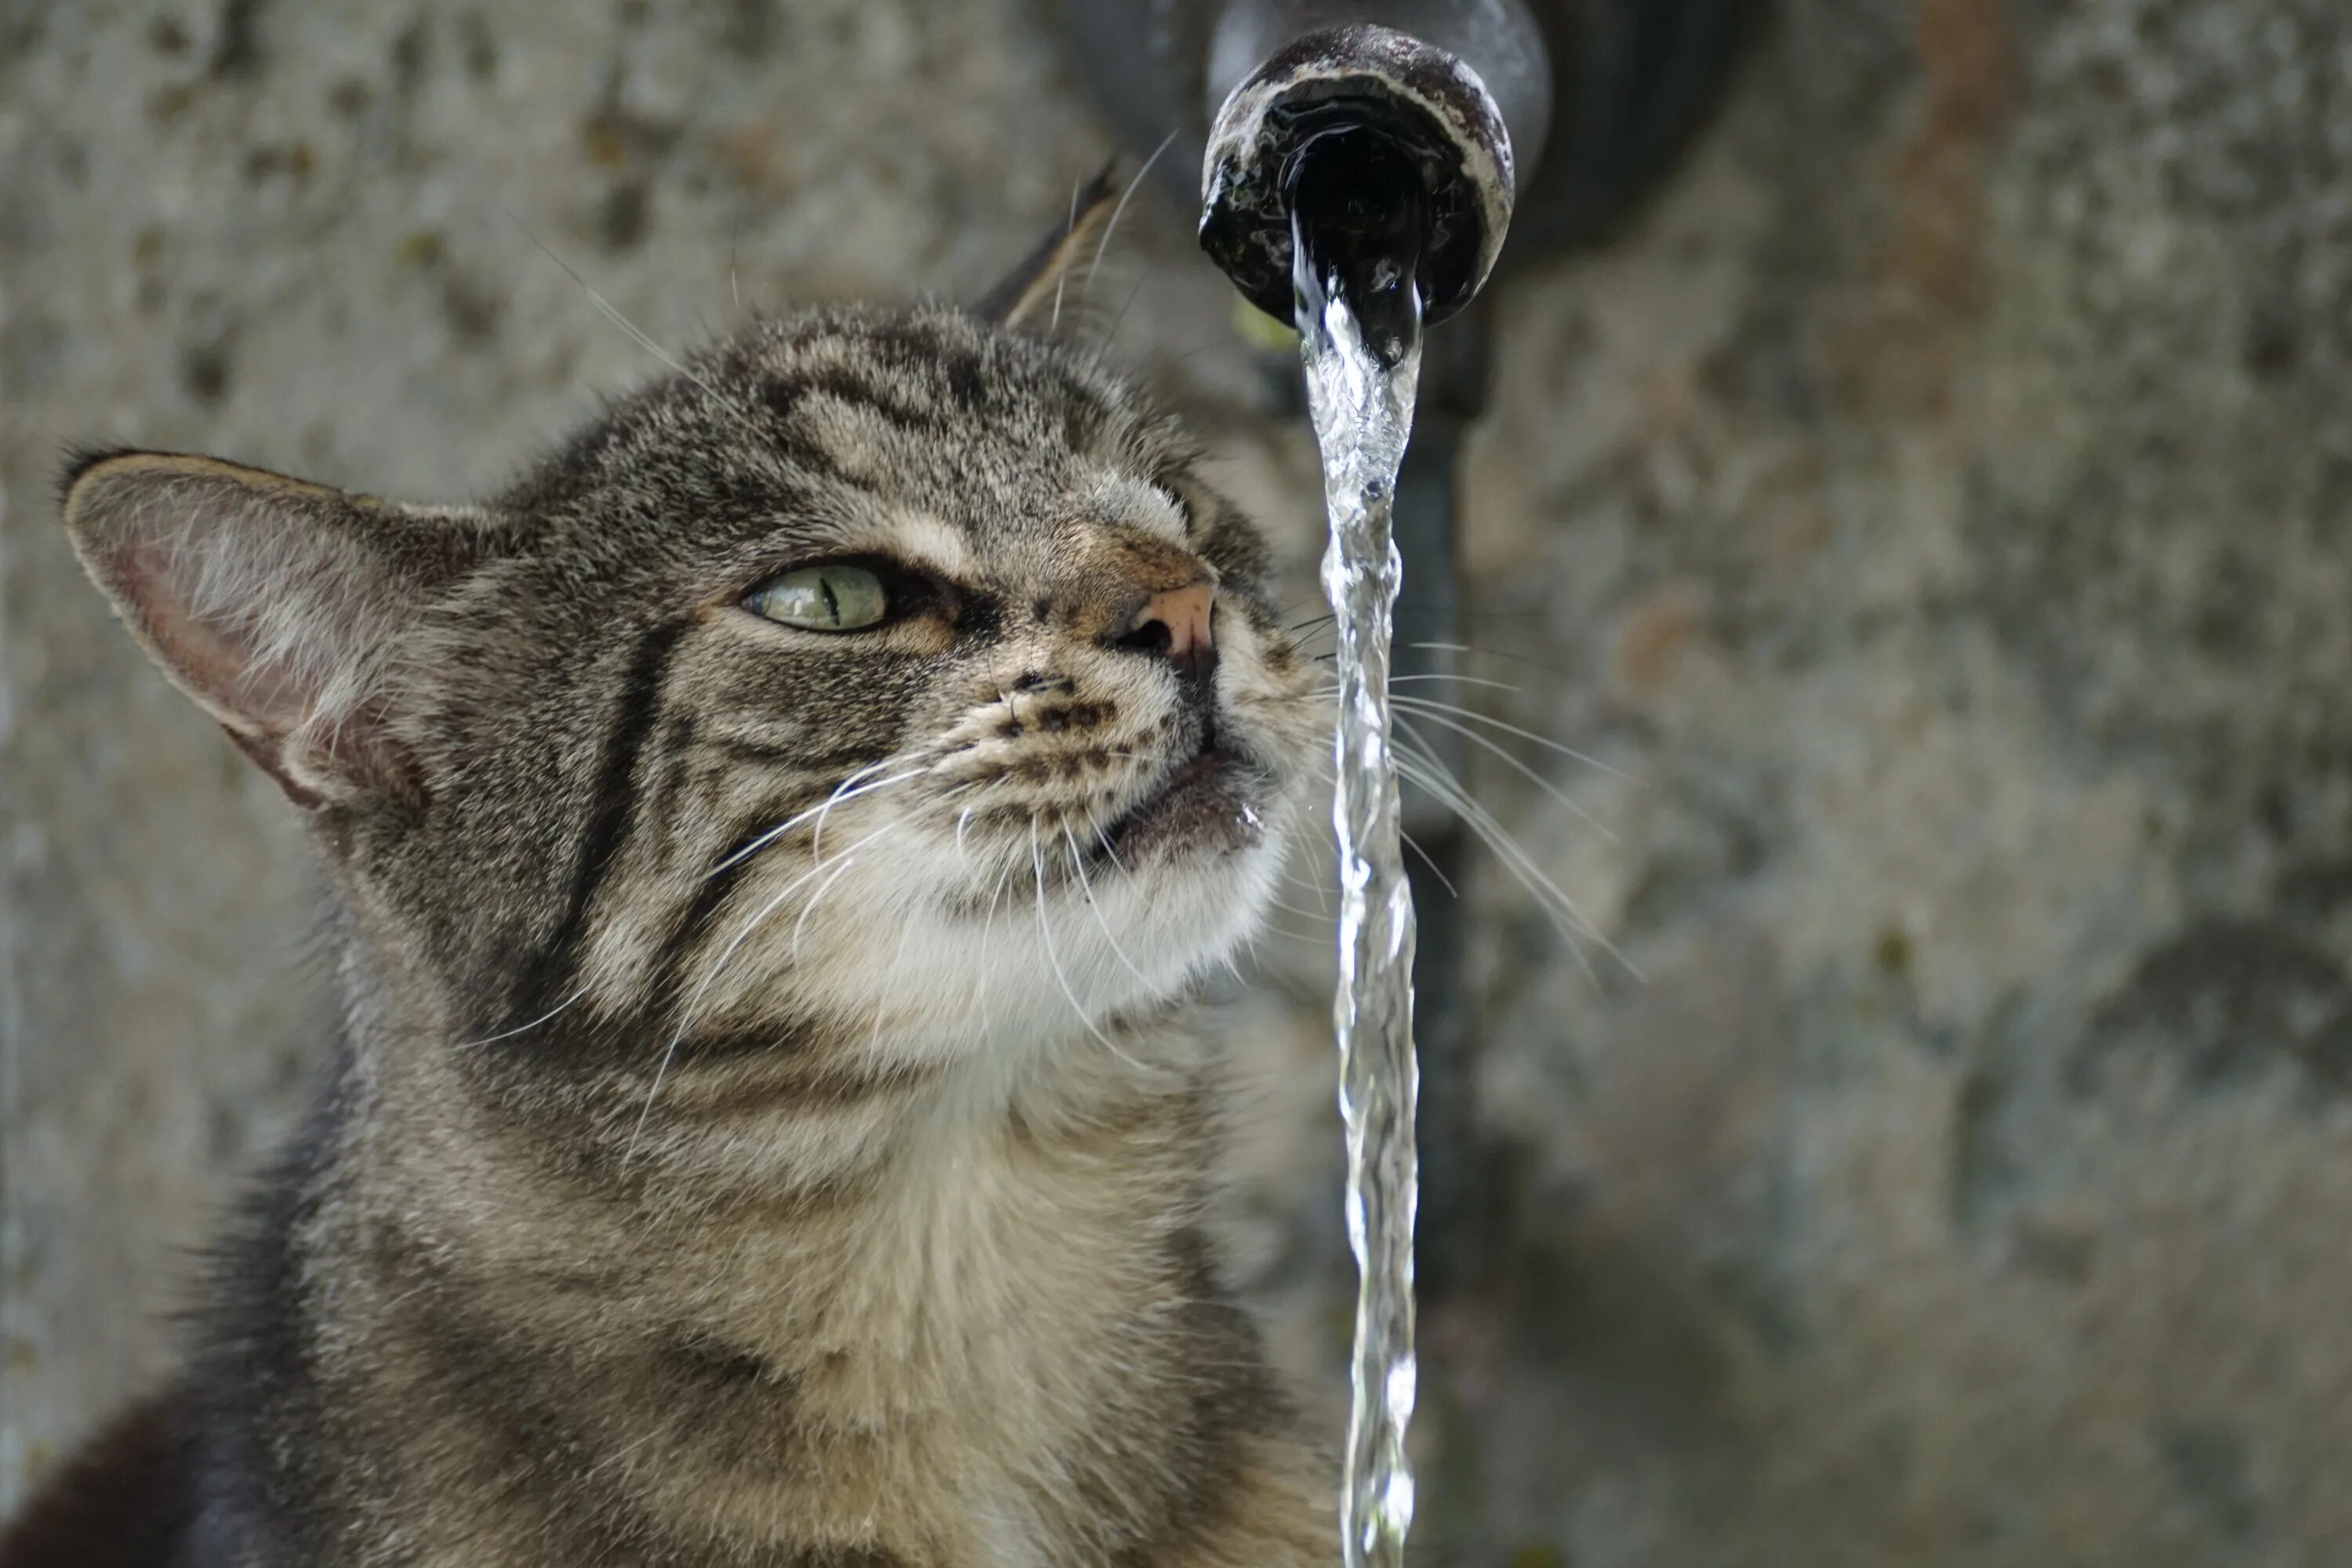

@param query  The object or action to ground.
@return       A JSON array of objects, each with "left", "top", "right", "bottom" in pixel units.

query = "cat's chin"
[{"left": 1097, "top": 747, "right": 1268, "bottom": 865}]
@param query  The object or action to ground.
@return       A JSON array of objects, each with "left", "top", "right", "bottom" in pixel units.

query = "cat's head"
[{"left": 62, "top": 185, "right": 1320, "bottom": 1162}]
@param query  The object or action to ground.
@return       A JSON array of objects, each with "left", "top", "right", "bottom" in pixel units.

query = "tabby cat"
[{"left": 1, "top": 180, "right": 1334, "bottom": 1566}]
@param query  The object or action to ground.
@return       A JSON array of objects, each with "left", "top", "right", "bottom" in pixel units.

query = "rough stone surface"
[{"left": 8, "top": 1, "right": 2352, "bottom": 1563}]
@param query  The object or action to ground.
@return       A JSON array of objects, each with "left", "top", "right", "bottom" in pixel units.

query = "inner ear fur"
[{"left": 60, "top": 448, "right": 501, "bottom": 811}]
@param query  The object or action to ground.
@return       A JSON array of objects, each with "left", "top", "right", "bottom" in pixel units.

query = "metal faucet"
[{"left": 1059, "top": 0, "right": 1753, "bottom": 1305}]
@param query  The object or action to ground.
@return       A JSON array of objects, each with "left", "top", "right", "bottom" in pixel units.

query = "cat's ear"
[
  {"left": 60, "top": 449, "right": 501, "bottom": 811},
  {"left": 974, "top": 162, "right": 1126, "bottom": 335}
]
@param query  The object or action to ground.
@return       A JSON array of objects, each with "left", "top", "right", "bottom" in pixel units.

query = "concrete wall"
[{"left": 6, "top": 2, "right": 2351, "bottom": 1563}]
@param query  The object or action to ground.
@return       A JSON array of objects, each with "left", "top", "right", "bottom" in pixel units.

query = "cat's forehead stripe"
[{"left": 499, "top": 309, "right": 1221, "bottom": 604}]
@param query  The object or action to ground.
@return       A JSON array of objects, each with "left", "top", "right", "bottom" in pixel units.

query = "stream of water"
[{"left": 1294, "top": 201, "right": 1425, "bottom": 1568}]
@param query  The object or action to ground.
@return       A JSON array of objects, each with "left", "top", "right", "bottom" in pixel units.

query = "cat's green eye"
[{"left": 746, "top": 564, "right": 891, "bottom": 632}]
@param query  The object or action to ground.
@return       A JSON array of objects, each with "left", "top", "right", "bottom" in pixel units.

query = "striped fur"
[{"left": 22, "top": 303, "right": 1333, "bottom": 1566}]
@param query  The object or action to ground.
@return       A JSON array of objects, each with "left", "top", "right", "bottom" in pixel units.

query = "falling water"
[{"left": 1293, "top": 158, "right": 1425, "bottom": 1568}]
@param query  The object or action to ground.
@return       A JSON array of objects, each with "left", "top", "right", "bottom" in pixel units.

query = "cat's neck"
[{"left": 274, "top": 1007, "right": 1272, "bottom": 1563}]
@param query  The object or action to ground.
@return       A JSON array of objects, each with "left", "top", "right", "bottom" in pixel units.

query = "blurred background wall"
[{"left": 6, "top": 2, "right": 2352, "bottom": 1562}]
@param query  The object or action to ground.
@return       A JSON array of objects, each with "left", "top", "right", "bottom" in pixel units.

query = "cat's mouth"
[{"left": 1098, "top": 740, "right": 1265, "bottom": 864}]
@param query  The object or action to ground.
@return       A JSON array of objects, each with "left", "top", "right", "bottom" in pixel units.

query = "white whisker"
[
  {"left": 1404, "top": 639, "right": 1590, "bottom": 691},
  {"left": 1387, "top": 672, "right": 1521, "bottom": 693},
  {"left": 1091, "top": 270, "right": 1152, "bottom": 372},
  {"left": 1388, "top": 736, "right": 1639, "bottom": 983},
  {"left": 1079, "top": 129, "right": 1176, "bottom": 318},
  {"left": 453, "top": 985, "right": 590, "bottom": 1051},
  {"left": 1310, "top": 681, "right": 1620, "bottom": 777},
  {"left": 1395, "top": 753, "right": 1598, "bottom": 978},
  {"left": 1391, "top": 701, "right": 1620, "bottom": 842},
  {"left": 968, "top": 849, "right": 1025, "bottom": 1037},
  {"left": 728, "top": 213, "right": 745, "bottom": 317},
  {"left": 789, "top": 850, "right": 869, "bottom": 959},
  {"left": 622, "top": 819, "right": 901, "bottom": 1168},
  {"left": 1398, "top": 826, "right": 1461, "bottom": 898},
  {"left": 1031, "top": 818, "right": 1146, "bottom": 1072},
  {"left": 499, "top": 198, "right": 764, "bottom": 446},
  {"left": 1253, "top": 895, "right": 1342, "bottom": 942},
  {"left": 1063, "top": 825, "right": 1153, "bottom": 986},
  {"left": 707, "top": 761, "right": 925, "bottom": 880},
  {"left": 1051, "top": 174, "right": 1083, "bottom": 335},
  {"left": 1389, "top": 692, "right": 1626, "bottom": 779}
]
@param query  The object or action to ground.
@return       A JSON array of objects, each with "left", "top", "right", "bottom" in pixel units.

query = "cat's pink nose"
[
  {"left": 1116, "top": 581, "right": 1218, "bottom": 682},
  {"left": 1142, "top": 583, "right": 1216, "bottom": 660}
]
